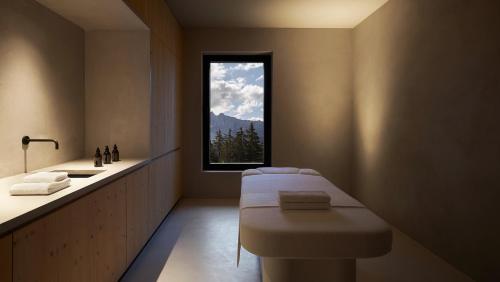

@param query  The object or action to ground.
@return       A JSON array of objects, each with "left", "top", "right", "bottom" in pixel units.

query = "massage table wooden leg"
[{"left": 261, "top": 257, "right": 356, "bottom": 282}]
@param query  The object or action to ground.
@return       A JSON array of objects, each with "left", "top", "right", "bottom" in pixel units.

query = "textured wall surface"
[
  {"left": 85, "top": 31, "right": 151, "bottom": 158},
  {"left": 353, "top": 0, "right": 500, "bottom": 281},
  {"left": 182, "top": 28, "right": 353, "bottom": 198},
  {"left": 0, "top": 0, "right": 85, "bottom": 177}
]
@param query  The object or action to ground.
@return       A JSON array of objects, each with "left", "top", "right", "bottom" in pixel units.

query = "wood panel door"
[
  {"left": 13, "top": 179, "right": 126, "bottom": 282},
  {"left": 13, "top": 196, "right": 91, "bottom": 282},
  {"left": 165, "top": 151, "right": 181, "bottom": 213},
  {"left": 0, "top": 233, "right": 12, "bottom": 282},
  {"left": 126, "top": 165, "right": 150, "bottom": 265},
  {"left": 89, "top": 178, "right": 127, "bottom": 282},
  {"left": 148, "top": 155, "right": 168, "bottom": 233}
]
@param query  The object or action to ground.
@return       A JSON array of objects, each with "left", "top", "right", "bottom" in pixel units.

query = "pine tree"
[
  {"left": 224, "top": 129, "right": 235, "bottom": 162},
  {"left": 209, "top": 141, "right": 219, "bottom": 163},
  {"left": 214, "top": 129, "right": 224, "bottom": 162},
  {"left": 234, "top": 127, "right": 246, "bottom": 162},
  {"left": 245, "top": 122, "right": 263, "bottom": 162}
]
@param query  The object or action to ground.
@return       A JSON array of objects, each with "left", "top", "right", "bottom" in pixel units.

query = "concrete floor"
[{"left": 121, "top": 199, "right": 473, "bottom": 282}]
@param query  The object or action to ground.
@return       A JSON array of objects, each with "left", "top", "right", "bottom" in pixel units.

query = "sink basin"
[{"left": 51, "top": 169, "right": 105, "bottom": 178}]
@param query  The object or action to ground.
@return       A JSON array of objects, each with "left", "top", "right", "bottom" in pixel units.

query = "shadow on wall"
[{"left": 353, "top": 0, "right": 500, "bottom": 281}]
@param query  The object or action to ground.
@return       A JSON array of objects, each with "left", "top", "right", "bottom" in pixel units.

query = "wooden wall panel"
[
  {"left": 126, "top": 165, "right": 150, "bottom": 265},
  {"left": 174, "top": 56, "right": 182, "bottom": 149},
  {"left": 150, "top": 38, "right": 181, "bottom": 156},
  {"left": 0, "top": 233, "right": 12, "bottom": 282},
  {"left": 124, "top": 0, "right": 183, "bottom": 158},
  {"left": 150, "top": 35, "right": 165, "bottom": 157}
]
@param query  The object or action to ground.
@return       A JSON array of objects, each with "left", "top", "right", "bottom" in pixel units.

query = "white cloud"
[
  {"left": 210, "top": 63, "right": 264, "bottom": 120},
  {"left": 210, "top": 63, "right": 227, "bottom": 80},
  {"left": 230, "top": 63, "right": 263, "bottom": 71}
]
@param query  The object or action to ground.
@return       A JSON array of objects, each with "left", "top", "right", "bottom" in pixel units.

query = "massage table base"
[{"left": 261, "top": 257, "right": 355, "bottom": 282}]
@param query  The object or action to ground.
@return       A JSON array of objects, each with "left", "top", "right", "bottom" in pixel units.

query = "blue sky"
[{"left": 210, "top": 62, "right": 264, "bottom": 121}]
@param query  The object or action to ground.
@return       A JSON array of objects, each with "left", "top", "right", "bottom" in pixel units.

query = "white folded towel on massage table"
[
  {"left": 298, "top": 168, "right": 321, "bottom": 176},
  {"left": 280, "top": 202, "right": 331, "bottom": 210},
  {"left": 279, "top": 190, "right": 331, "bottom": 203},
  {"left": 24, "top": 172, "right": 68, "bottom": 183},
  {"left": 242, "top": 169, "right": 263, "bottom": 177},
  {"left": 10, "top": 178, "right": 71, "bottom": 195},
  {"left": 279, "top": 190, "right": 331, "bottom": 210},
  {"left": 257, "top": 167, "right": 300, "bottom": 174}
]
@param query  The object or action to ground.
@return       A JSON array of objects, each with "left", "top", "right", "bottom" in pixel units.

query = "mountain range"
[{"left": 210, "top": 112, "right": 264, "bottom": 141}]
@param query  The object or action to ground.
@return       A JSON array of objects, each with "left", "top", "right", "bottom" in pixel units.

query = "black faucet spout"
[{"left": 22, "top": 136, "right": 59, "bottom": 150}]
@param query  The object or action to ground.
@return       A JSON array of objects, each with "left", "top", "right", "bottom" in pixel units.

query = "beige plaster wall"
[
  {"left": 85, "top": 31, "right": 151, "bottom": 158},
  {"left": 353, "top": 0, "right": 500, "bottom": 280},
  {"left": 182, "top": 28, "right": 353, "bottom": 198},
  {"left": 0, "top": 0, "right": 85, "bottom": 177}
]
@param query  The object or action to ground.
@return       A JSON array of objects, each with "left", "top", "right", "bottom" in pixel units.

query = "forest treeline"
[{"left": 209, "top": 122, "right": 263, "bottom": 163}]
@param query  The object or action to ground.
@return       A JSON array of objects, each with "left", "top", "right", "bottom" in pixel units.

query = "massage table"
[{"left": 239, "top": 167, "right": 392, "bottom": 282}]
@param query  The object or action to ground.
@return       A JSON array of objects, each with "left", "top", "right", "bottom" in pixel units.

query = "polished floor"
[{"left": 121, "top": 199, "right": 473, "bottom": 282}]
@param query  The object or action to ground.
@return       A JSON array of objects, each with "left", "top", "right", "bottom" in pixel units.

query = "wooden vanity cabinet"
[
  {"left": 126, "top": 165, "right": 150, "bottom": 265},
  {"left": 12, "top": 178, "right": 127, "bottom": 282},
  {"left": 0, "top": 233, "right": 12, "bottom": 282}
]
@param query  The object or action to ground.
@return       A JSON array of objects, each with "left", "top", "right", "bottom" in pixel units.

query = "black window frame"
[{"left": 202, "top": 54, "right": 272, "bottom": 171}]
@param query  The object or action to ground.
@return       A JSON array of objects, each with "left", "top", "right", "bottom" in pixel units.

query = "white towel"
[
  {"left": 257, "top": 167, "right": 300, "bottom": 174},
  {"left": 24, "top": 172, "right": 68, "bottom": 183},
  {"left": 298, "top": 168, "right": 321, "bottom": 176},
  {"left": 242, "top": 169, "right": 263, "bottom": 177},
  {"left": 280, "top": 202, "right": 331, "bottom": 210},
  {"left": 10, "top": 178, "right": 71, "bottom": 195},
  {"left": 279, "top": 190, "right": 331, "bottom": 203}
]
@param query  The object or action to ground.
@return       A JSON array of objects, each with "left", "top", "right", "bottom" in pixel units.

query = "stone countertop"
[{"left": 0, "top": 158, "right": 149, "bottom": 236}]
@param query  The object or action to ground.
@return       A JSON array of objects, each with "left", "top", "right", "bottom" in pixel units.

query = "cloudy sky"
[{"left": 210, "top": 62, "right": 264, "bottom": 121}]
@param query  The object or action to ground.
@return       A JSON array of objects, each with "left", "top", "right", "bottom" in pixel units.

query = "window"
[{"left": 203, "top": 54, "right": 272, "bottom": 171}]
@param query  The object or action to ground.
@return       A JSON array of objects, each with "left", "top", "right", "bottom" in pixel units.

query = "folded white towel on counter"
[
  {"left": 242, "top": 169, "right": 263, "bottom": 177},
  {"left": 24, "top": 172, "right": 68, "bottom": 183},
  {"left": 280, "top": 202, "right": 331, "bottom": 210},
  {"left": 279, "top": 190, "right": 331, "bottom": 203},
  {"left": 10, "top": 178, "right": 71, "bottom": 195},
  {"left": 298, "top": 168, "right": 321, "bottom": 176}
]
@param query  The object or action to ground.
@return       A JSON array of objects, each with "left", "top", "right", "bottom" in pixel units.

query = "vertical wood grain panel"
[
  {"left": 57, "top": 198, "right": 91, "bottom": 282},
  {"left": 136, "top": 0, "right": 182, "bottom": 158},
  {"left": 175, "top": 56, "right": 183, "bottom": 148},
  {"left": 148, "top": 156, "right": 166, "bottom": 232},
  {"left": 0, "top": 233, "right": 12, "bottom": 282},
  {"left": 13, "top": 197, "right": 91, "bottom": 282},
  {"left": 89, "top": 179, "right": 127, "bottom": 282},
  {"left": 147, "top": 153, "right": 182, "bottom": 234},
  {"left": 126, "top": 165, "right": 150, "bottom": 265},
  {"left": 13, "top": 179, "right": 126, "bottom": 282}
]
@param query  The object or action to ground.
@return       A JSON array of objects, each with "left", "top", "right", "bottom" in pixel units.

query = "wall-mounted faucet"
[
  {"left": 22, "top": 136, "right": 59, "bottom": 150},
  {"left": 21, "top": 136, "right": 59, "bottom": 173}
]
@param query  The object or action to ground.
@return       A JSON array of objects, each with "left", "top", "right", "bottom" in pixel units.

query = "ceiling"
[
  {"left": 165, "top": 0, "right": 389, "bottom": 28},
  {"left": 36, "top": 0, "right": 147, "bottom": 30}
]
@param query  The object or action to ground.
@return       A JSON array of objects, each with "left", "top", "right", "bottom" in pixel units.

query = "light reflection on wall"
[{"left": 0, "top": 1, "right": 84, "bottom": 177}]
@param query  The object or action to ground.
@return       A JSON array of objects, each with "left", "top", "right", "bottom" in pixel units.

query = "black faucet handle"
[{"left": 22, "top": 136, "right": 30, "bottom": 145}]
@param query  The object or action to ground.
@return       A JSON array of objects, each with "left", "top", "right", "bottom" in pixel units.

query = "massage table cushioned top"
[{"left": 239, "top": 171, "right": 392, "bottom": 259}]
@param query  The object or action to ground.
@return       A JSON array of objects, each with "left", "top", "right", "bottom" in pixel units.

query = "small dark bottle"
[
  {"left": 112, "top": 144, "right": 120, "bottom": 162},
  {"left": 94, "top": 147, "right": 103, "bottom": 167},
  {"left": 104, "top": 145, "right": 112, "bottom": 164}
]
